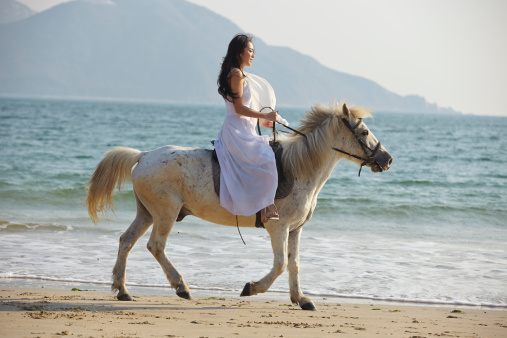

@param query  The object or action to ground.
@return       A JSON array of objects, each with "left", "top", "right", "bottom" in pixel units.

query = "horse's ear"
[{"left": 343, "top": 103, "right": 351, "bottom": 120}]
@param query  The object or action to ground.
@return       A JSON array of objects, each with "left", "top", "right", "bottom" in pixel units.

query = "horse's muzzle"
[{"left": 370, "top": 149, "right": 393, "bottom": 173}]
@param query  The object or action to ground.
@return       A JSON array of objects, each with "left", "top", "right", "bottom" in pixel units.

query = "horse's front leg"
[
  {"left": 240, "top": 223, "right": 289, "bottom": 297},
  {"left": 288, "top": 227, "right": 316, "bottom": 310}
]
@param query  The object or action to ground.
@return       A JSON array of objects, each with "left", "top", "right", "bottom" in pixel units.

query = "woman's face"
[{"left": 240, "top": 42, "right": 255, "bottom": 67}]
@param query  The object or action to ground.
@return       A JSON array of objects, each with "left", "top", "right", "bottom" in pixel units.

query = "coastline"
[
  {"left": 1, "top": 282, "right": 505, "bottom": 337},
  {"left": 3, "top": 277, "right": 506, "bottom": 309}
]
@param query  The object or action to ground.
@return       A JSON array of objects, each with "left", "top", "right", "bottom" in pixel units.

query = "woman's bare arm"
[{"left": 230, "top": 70, "right": 279, "bottom": 122}]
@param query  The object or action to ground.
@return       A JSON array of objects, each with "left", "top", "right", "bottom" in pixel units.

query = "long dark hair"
[{"left": 217, "top": 34, "right": 253, "bottom": 102}]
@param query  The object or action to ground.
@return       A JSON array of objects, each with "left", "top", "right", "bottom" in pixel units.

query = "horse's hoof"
[
  {"left": 301, "top": 302, "right": 316, "bottom": 311},
  {"left": 240, "top": 282, "right": 252, "bottom": 297},
  {"left": 117, "top": 293, "right": 132, "bottom": 301},
  {"left": 176, "top": 290, "right": 192, "bottom": 300}
]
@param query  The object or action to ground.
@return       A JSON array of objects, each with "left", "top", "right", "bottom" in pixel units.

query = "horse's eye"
[{"left": 362, "top": 130, "right": 369, "bottom": 136}]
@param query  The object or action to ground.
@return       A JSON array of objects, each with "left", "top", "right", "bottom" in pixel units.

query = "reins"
[
  {"left": 259, "top": 107, "right": 307, "bottom": 141},
  {"left": 258, "top": 108, "right": 381, "bottom": 177}
]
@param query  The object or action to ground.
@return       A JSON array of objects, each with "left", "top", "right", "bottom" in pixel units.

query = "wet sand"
[{"left": 1, "top": 285, "right": 506, "bottom": 337}]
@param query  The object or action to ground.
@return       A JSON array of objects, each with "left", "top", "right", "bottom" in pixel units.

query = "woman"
[{"left": 214, "top": 34, "right": 280, "bottom": 223}]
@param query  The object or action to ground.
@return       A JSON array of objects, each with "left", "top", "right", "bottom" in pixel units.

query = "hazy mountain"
[
  {"left": 0, "top": 0, "right": 459, "bottom": 114},
  {"left": 0, "top": 0, "right": 36, "bottom": 24}
]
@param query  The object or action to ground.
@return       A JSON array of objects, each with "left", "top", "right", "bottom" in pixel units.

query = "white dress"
[{"left": 214, "top": 78, "right": 278, "bottom": 216}]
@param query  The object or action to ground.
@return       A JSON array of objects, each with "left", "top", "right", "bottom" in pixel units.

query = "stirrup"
[{"left": 263, "top": 204, "right": 279, "bottom": 222}]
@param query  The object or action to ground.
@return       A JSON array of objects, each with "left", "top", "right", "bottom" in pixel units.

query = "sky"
[{"left": 17, "top": 0, "right": 507, "bottom": 116}]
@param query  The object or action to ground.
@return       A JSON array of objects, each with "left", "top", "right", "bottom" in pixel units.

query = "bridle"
[
  {"left": 259, "top": 108, "right": 381, "bottom": 177},
  {"left": 332, "top": 118, "right": 382, "bottom": 177}
]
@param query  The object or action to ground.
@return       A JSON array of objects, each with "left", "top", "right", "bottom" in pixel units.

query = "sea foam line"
[
  {"left": 300, "top": 290, "right": 507, "bottom": 309},
  {"left": 2, "top": 275, "right": 506, "bottom": 309}
]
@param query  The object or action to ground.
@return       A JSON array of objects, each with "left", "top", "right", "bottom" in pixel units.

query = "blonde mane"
[{"left": 281, "top": 102, "right": 372, "bottom": 178}]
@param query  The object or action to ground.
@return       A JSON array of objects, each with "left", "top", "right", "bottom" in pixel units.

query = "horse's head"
[{"left": 333, "top": 103, "right": 393, "bottom": 175}]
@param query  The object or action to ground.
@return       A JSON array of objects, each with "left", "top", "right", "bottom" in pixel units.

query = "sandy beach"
[{"left": 1, "top": 284, "right": 506, "bottom": 338}]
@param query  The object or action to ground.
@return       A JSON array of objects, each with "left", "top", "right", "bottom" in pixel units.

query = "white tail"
[{"left": 86, "top": 147, "right": 143, "bottom": 224}]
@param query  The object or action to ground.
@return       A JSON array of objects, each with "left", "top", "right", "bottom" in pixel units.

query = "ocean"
[{"left": 1, "top": 97, "right": 506, "bottom": 307}]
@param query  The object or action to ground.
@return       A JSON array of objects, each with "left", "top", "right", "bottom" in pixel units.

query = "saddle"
[{"left": 210, "top": 139, "right": 294, "bottom": 228}]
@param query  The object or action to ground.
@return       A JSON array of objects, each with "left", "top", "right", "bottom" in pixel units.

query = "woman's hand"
[
  {"left": 259, "top": 119, "right": 274, "bottom": 128},
  {"left": 264, "top": 110, "right": 279, "bottom": 122}
]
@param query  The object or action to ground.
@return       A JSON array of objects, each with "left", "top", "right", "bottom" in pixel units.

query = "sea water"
[{"left": 1, "top": 97, "right": 506, "bottom": 307}]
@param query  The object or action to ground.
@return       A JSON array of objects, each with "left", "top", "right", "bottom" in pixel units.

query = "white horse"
[{"left": 86, "top": 103, "right": 393, "bottom": 310}]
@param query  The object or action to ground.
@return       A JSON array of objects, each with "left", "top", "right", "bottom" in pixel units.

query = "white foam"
[{"left": 1, "top": 217, "right": 506, "bottom": 307}]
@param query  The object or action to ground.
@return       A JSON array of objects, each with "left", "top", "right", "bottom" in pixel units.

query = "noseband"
[{"left": 332, "top": 118, "right": 382, "bottom": 177}]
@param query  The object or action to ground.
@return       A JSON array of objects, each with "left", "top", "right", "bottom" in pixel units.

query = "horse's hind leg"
[
  {"left": 112, "top": 192, "right": 153, "bottom": 301},
  {"left": 147, "top": 202, "right": 192, "bottom": 300}
]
